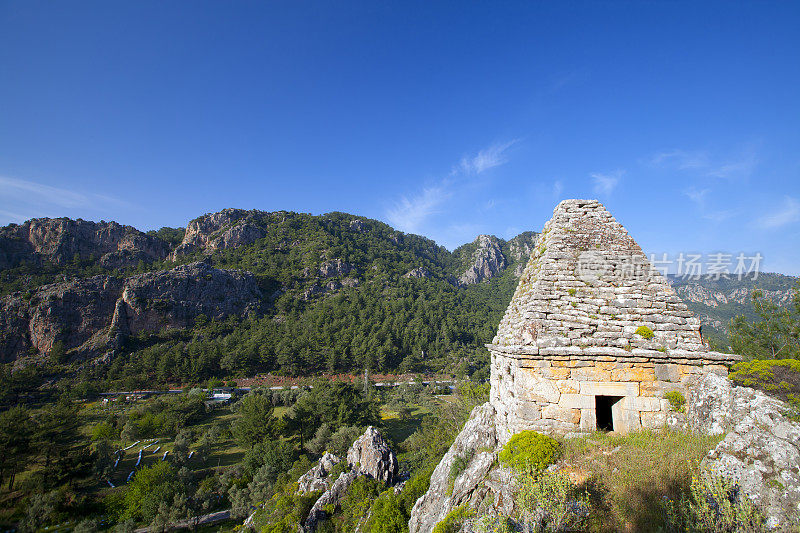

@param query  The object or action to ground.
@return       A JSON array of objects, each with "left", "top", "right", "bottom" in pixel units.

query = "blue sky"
[{"left": 1, "top": 1, "right": 799, "bottom": 274}]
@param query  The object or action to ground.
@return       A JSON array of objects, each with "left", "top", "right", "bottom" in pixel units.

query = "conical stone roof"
[{"left": 489, "top": 199, "right": 738, "bottom": 362}]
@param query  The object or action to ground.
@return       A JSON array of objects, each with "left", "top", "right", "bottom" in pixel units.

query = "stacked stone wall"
[{"left": 490, "top": 349, "right": 729, "bottom": 441}]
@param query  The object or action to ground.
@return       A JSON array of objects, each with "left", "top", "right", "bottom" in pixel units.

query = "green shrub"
[
  {"left": 635, "top": 326, "right": 655, "bottom": 340},
  {"left": 568, "top": 288, "right": 577, "bottom": 296},
  {"left": 449, "top": 449, "right": 474, "bottom": 481},
  {"left": 432, "top": 505, "right": 474, "bottom": 533},
  {"left": 515, "top": 471, "right": 591, "bottom": 532},
  {"left": 664, "top": 391, "right": 686, "bottom": 413},
  {"left": 663, "top": 468, "right": 765, "bottom": 532},
  {"left": 498, "top": 430, "right": 560, "bottom": 474}
]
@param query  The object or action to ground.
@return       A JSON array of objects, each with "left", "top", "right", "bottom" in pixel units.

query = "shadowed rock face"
[
  {"left": 0, "top": 218, "right": 170, "bottom": 269},
  {"left": 0, "top": 276, "right": 124, "bottom": 362},
  {"left": 0, "top": 262, "right": 262, "bottom": 363},
  {"left": 409, "top": 403, "right": 507, "bottom": 533},
  {"left": 459, "top": 235, "right": 507, "bottom": 286}
]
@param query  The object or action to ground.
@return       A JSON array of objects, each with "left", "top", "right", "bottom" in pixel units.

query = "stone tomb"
[{"left": 488, "top": 199, "right": 741, "bottom": 441}]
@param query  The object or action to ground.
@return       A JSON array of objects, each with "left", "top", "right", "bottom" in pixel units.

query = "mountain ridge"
[{"left": 0, "top": 209, "right": 795, "bottom": 379}]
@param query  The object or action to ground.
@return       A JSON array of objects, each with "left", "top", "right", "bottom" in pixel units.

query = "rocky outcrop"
[
  {"left": 111, "top": 262, "right": 262, "bottom": 335},
  {"left": 303, "top": 471, "right": 359, "bottom": 532},
  {"left": 312, "top": 259, "right": 355, "bottom": 279},
  {"left": 409, "top": 403, "right": 508, "bottom": 533},
  {"left": 171, "top": 209, "right": 269, "bottom": 259},
  {"left": 458, "top": 235, "right": 507, "bottom": 286},
  {"left": 403, "top": 267, "right": 432, "bottom": 279},
  {"left": 299, "top": 427, "right": 399, "bottom": 532},
  {"left": 297, "top": 452, "right": 342, "bottom": 494},
  {"left": 0, "top": 218, "right": 169, "bottom": 270},
  {"left": 506, "top": 232, "right": 539, "bottom": 277},
  {"left": 687, "top": 373, "right": 800, "bottom": 530},
  {"left": 346, "top": 426, "right": 399, "bottom": 485},
  {"left": 0, "top": 262, "right": 262, "bottom": 362},
  {"left": 0, "top": 276, "right": 124, "bottom": 362}
]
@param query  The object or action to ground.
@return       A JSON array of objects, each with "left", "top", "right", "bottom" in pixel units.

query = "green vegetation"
[
  {"left": 514, "top": 471, "right": 590, "bottom": 532},
  {"left": 664, "top": 390, "right": 686, "bottom": 413},
  {"left": 635, "top": 326, "right": 655, "bottom": 339},
  {"left": 730, "top": 284, "right": 800, "bottom": 360},
  {"left": 730, "top": 358, "right": 800, "bottom": 416},
  {"left": 663, "top": 468, "right": 765, "bottom": 532},
  {"left": 557, "top": 429, "right": 723, "bottom": 531},
  {"left": 498, "top": 430, "right": 560, "bottom": 474},
  {"left": 432, "top": 504, "right": 474, "bottom": 533}
]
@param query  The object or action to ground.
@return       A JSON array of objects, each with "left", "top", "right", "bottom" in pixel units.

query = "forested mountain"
[{"left": 0, "top": 209, "right": 795, "bottom": 390}]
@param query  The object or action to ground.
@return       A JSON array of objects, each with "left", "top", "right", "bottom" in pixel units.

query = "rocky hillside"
[
  {"left": 0, "top": 262, "right": 262, "bottom": 363},
  {"left": 667, "top": 273, "right": 797, "bottom": 348},
  {"left": 0, "top": 218, "right": 169, "bottom": 270},
  {"left": 0, "top": 209, "right": 794, "bottom": 377}
]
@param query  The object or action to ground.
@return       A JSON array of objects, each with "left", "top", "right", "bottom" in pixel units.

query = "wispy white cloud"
[
  {"left": 684, "top": 186, "right": 710, "bottom": 207},
  {"left": 650, "top": 150, "right": 710, "bottom": 171},
  {"left": 705, "top": 152, "right": 758, "bottom": 179},
  {"left": 590, "top": 170, "right": 623, "bottom": 196},
  {"left": 387, "top": 139, "right": 519, "bottom": 234},
  {"left": 552, "top": 180, "right": 564, "bottom": 200},
  {"left": 649, "top": 146, "right": 758, "bottom": 179},
  {"left": 0, "top": 175, "right": 91, "bottom": 208},
  {"left": 386, "top": 185, "right": 451, "bottom": 234},
  {"left": 548, "top": 68, "right": 591, "bottom": 93},
  {"left": 0, "top": 175, "right": 134, "bottom": 225},
  {"left": 458, "top": 139, "right": 519, "bottom": 175},
  {"left": 756, "top": 196, "right": 800, "bottom": 229}
]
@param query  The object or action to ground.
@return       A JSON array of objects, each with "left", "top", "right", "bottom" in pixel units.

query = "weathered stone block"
[
  {"left": 580, "top": 408, "right": 595, "bottom": 431},
  {"left": 624, "top": 396, "right": 661, "bottom": 412},
  {"left": 580, "top": 381, "right": 639, "bottom": 396},
  {"left": 542, "top": 367, "right": 571, "bottom": 379},
  {"left": 558, "top": 393, "right": 593, "bottom": 409},
  {"left": 611, "top": 366, "right": 656, "bottom": 382},
  {"left": 514, "top": 400, "right": 541, "bottom": 421},
  {"left": 556, "top": 379, "right": 580, "bottom": 394},
  {"left": 654, "top": 364, "right": 680, "bottom": 382},
  {"left": 516, "top": 368, "right": 560, "bottom": 403},
  {"left": 542, "top": 405, "right": 581, "bottom": 424},
  {"left": 572, "top": 367, "right": 612, "bottom": 381}
]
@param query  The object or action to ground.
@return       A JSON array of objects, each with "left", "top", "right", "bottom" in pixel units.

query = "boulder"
[
  {"left": 688, "top": 373, "right": 800, "bottom": 530},
  {"left": 346, "top": 426, "right": 399, "bottom": 484}
]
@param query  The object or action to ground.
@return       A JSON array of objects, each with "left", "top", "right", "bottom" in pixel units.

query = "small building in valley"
[{"left": 488, "top": 199, "right": 741, "bottom": 440}]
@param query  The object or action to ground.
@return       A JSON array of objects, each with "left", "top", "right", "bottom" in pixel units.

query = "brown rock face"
[
  {"left": 0, "top": 218, "right": 170, "bottom": 269},
  {"left": 0, "top": 262, "right": 262, "bottom": 363},
  {"left": 171, "top": 208, "right": 269, "bottom": 258}
]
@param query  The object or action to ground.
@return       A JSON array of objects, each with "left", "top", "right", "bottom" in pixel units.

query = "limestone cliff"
[
  {"left": 0, "top": 218, "right": 170, "bottom": 269},
  {"left": 171, "top": 208, "right": 271, "bottom": 258},
  {"left": 457, "top": 235, "right": 507, "bottom": 285},
  {"left": 0, "top": 262, "right": 262, "bottom": 363}
]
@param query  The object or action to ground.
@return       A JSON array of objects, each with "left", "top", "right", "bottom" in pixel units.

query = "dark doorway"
[{"left": 595, "top": 395, "right": 623, "bottom": 431}]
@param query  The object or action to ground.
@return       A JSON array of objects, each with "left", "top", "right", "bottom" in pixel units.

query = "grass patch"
[
  {"left": 559, "top": 429, "right": 723, "bottom": 532},
  {"left": 380, "top": 404, "right": 432, "bottom": 446}
]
